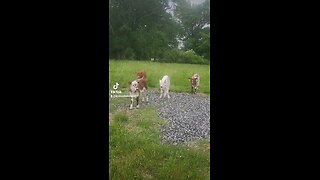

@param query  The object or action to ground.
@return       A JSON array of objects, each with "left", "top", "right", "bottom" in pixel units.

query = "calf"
[
  {"left": 136, "top": 70, "right": 148, "bottom": 102},
  {"left": 128, "top": 71, "right": 148, "bottom": 110},
  {"left": 189, "top": 74, "right": 200, "bottom": 94},
  {"left": 159, "top": 75, "right": 170, "bottom": 99},
  {"left": 128, "top": 80, "right": 140, "bottom": 110}
]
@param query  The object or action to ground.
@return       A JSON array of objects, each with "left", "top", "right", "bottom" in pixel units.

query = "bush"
[
  {"left": 161, "top": 49, "right": 182, "bottom": 63},
  {"left": 183, "top": 49, "right": 206, "bottom": 64},
  {"left": 160, "top": 49, "right": 208, "bottom": 64},
  {"left": 110, "top": 48, "right": 209, "bottom": 65}
]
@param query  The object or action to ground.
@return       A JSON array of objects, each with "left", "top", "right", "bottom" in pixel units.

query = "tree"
[
  {"left": 109, "top": 0, "right": 181, "bottom": 60},
  {"left": 173, "top": 0, "right": 210, "bottom": 60}
]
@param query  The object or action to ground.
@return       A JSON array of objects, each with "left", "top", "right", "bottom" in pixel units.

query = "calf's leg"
[
  {"left": 130, "top": 97, "right": 134, "bottom": 110},
  {"left": 145, "top": 91, "right": 148, "bottom": 102},
  {"left": 136, "top": 96, "right": 139, "bottom": 108}
]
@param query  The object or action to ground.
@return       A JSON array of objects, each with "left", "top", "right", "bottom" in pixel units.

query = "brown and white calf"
[
  {"left": 189, "top": 74, "right": 200, "bottom": 94},
  {"left": 136, "top": 70, "right": 148, "bottom": 102},
  {"left": 128, "top": 80, "right": 140, "bottom": 110},
  {"left": 128, "top": 71, "right": 148, "bottom": 110}
]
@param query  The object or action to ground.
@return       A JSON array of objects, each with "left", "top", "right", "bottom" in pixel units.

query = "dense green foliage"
[{"left": 109, "top": 0, "right": 210, "bottom": 64}]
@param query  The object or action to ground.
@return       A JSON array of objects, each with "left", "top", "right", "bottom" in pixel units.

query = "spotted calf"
[
  {"left": 128, "top": 80, "right": 140, "bottom": 110},
  {"left": 128, "top": 71, "right": 148, "bottom": 110},
  {"left": 189, "top": 74, "right": 200, "bottom": 94}
]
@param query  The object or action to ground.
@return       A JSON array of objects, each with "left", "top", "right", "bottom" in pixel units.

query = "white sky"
[{"left": 188, "top": 0, "right": 206, "bottom": 5}]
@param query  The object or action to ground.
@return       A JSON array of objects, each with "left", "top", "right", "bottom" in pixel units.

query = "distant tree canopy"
[{"left": 109, "top": 0, "right": 210, "bottom": 64}]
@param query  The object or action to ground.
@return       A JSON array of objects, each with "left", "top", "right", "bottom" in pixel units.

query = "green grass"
[
  {"left": 109, "top": 98, "right": 210, "bottom": 180},
  {"left": 113, "top": 113, "right": 129, "bottom": 123},
  {"left": 109, "top": 60, "right": 210, "bottom": 179},
  {"left": 109, "top": 60, "right": 210, "bottom": 94}
]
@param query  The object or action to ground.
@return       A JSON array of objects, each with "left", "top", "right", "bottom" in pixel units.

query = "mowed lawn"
[
  {"left": 109, "top": 60, "right": 210, "bottom": 179},
  {"left": 109, "top": 60, "right": 210, "bottom": 94},
  {"left": 109, "top": 99, "right": 210, "bottom": 179}
]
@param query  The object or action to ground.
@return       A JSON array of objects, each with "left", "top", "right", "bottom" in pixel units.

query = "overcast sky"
[{"left": 189, "top": 0, "right": 206, "bottom": 5}]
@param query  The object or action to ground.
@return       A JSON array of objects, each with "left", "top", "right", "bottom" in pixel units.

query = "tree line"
[{"left": 109, "top": 0, "right": 210, "bottom": 64}]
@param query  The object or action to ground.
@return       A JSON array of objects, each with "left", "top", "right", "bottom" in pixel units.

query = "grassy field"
[
  {"left": 109, "top": 60, "right": 210, "bottom": 179},
  {"left": 109, "top": 60, "right": 210, "bottom": 94},
  {"left": 109, "top": 98, "right": 210, "bottom": 179}
]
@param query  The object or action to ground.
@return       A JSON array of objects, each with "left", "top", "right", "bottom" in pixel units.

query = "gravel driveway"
[
  {"left": 147, "top": 91, "right": 210, "bottom": 145},
  {"left": 110, "top": 90, "right": 211, "bottom": 145}
]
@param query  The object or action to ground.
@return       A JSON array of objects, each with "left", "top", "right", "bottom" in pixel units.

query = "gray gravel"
[
  {"left": 110, "top": 90, "right": 210, "bottom": 145},
  {"left": 146, "top": 91, "right": 210, "bottom": 145}
]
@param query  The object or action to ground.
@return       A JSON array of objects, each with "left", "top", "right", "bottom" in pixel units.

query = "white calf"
[{"left": 159, "top": 75, "right": 170, "bottom": 99}]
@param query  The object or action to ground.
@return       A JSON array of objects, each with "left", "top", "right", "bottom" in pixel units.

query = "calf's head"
[
  {"left": 128, "top": 80, "right": 139, "bottom": 93},
  {"left": 136, "top": 70, "right": 147, "bottom": 79}
]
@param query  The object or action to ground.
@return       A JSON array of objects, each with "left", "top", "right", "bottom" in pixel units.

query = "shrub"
[{"left": 183, "top": 49, "right": 207, "bottom": 64}]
